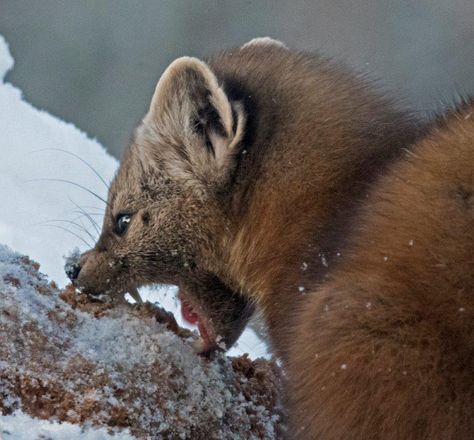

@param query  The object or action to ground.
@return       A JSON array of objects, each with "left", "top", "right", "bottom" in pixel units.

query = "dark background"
[{"left": 1, "top": 0, "right": 473, "bottom": 157}]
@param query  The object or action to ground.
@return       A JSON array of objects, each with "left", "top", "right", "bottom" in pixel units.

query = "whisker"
[
  {"left": 78, "top": 205, "right": 105, "bottom": 213},
  {"left": 42, "top": 219, "right": 97, "bottom": 243},
  {"left": 128, "top": 286, "right": 143, "bottom": 304},
  {"left": 69, "top": 213, "right": 100, "bottom": 235},
  {"left": 68, "top": 197, "right": 101, "bottom": 235},
  {"left": 32, "top": 148, "right": 110, "bottom": 189},
  {"left": 36, "top": 224, "right": 92, "bottom": 248},
  {"left": 27, "top": 178, "right": 110, "bottom": 206},
  {"left": 71, "top": 211, "right": 104, "bottom": 217}
]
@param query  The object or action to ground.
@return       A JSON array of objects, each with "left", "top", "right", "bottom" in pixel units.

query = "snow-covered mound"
[{"left": 0, "top": 245, "right": 282, "bottom": 439}]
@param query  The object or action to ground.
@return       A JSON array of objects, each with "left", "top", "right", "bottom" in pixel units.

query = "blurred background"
[{"left": 1, "top": 0, "right": 473, "bottom": 158}]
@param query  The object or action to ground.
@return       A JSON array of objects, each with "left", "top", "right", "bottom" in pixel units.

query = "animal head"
[{"left": 68, "top": 56, "right": 250, "bottom": 352}]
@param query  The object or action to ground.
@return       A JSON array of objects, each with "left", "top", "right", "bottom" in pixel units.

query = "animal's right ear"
[{"left": 140, "top": 57, "right": 246, "bottom": 185}]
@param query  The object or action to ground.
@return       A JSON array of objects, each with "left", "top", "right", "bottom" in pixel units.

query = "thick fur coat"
[{"left": 70, "top": 38, "right": 473, "bottom": 438}]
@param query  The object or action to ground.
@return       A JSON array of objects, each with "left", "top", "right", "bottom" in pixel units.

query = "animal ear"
[
  {"left": 142, "top": 56, "right": 246, "bottom": 184},
  {"left": 241, "top": 37, "right": 287, "bottom": 49}
]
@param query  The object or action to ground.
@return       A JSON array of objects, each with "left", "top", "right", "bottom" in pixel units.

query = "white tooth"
[
  {"left": 192, "top": 337, "right": 207, "bottom": 354},
  {"left": 215, "top": 335, "right": 227, "bottom": 351},
  {"left": 129, "top": 286, "right": 143, "bottom": 303}
]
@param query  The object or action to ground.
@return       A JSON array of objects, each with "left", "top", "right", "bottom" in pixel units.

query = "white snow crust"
[
  {"left": 0, "top": 244, "right": 280, "bottom": 439},
  {"left": 1, "top": 410, "right": 134, "bottom": 440}
]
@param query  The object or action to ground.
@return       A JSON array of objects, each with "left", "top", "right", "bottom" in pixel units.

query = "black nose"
[{"left": 65, "top": 262, "right": 81, "bottom": 282}]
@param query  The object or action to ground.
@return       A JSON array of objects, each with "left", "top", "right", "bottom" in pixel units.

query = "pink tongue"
[{"left": 181, "top": 302, "right": 199, "bottom": 325}]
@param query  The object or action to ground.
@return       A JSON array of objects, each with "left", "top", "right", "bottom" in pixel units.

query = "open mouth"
[
  {"left": 84, "top": 286, "right": 143, "bottom": 306},
  {"left": 179, "top": 294, "right": 217, "bottom": 354},
  {"left": 79, "top": 283, "right": 219, "bottom": 354}
]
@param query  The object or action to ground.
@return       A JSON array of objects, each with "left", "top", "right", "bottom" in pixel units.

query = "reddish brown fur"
[
  {"left": 206, "top": 45, "right": 422, "bottom": 359},
  {"left": 288, "top": 103, "right": 474, "bottom": 439},
  {"left": 70, "top": 39, "right": 456, "bottom": 436},
  {"left": 74, "top": 41, "right": 420, "bottom": 356}
]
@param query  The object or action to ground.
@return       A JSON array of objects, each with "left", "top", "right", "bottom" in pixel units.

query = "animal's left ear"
[{"left": 141, "top": 56, "right": 246, "bottom": 185}]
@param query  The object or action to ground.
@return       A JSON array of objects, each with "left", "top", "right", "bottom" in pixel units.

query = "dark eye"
[{"left": 115, "top": 214, "right": 132, "bottom": 236}]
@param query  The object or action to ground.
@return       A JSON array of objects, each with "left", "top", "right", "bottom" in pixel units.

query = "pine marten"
[
  {"left": 65, "top": 38, "right": 473, "bottom": 438},
  {"left": 68, "top": 37, "right": 419, "bottom": 354}
]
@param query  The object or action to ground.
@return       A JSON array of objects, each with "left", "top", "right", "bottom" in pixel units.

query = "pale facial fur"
[{"left": 72, "top": 55, "right": 250, "bottom": 352}]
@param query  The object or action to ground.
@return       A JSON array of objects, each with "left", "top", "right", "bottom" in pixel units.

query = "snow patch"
[
  {"left": 0, "top": 410, "right": 135, "bottom": 440},
  {"left": 0, "top": 35, "right": 14, "bottom": 80},
  {"left": 0, "top": 244, "right": 280, "bottom": 438}
]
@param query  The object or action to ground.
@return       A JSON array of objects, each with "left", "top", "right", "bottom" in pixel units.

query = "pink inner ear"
[{"left": 181, "top": 301, "right": 199, "bottom": 325}]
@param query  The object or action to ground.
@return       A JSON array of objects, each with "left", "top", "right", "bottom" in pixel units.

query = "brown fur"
[
  {"left": 73, "top": 40, "right": 420, "bottom": 354},
  {"left": 289, "top": 102, "right": 474, "bottom": 439},
  {"left": 69, "top": 39, "right": 440, "bottom": 435},
  {"left": 205, "top": 44, "right": 422, "bottom": 359}
]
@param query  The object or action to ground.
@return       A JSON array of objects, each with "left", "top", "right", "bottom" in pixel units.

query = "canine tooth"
[
  {"left": 192, "top": 337, "right": 207, "bottom": 354},
  {"left": 129, "top": 287, "right": 143, "bottom": 304}
]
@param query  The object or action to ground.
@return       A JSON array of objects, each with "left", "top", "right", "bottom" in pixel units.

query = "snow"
[
  {"left": 0, "top": 34, "right": 271, "bottom": 438},
  {"left": 0, "top": 244, "right": 280, "bottom": 439},
  {"left": 0, "top": 42, "right": 117, "bottom": 283},
  {"left": 1, "top": 410, "right": 135, "bottom": 440},
  {"left": 0, "top": 36, "right": 14, "bottom": 81}
]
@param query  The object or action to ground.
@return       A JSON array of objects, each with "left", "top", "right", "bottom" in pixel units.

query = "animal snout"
[
  {"left": 65, "top": 250, "right": 93, "bottom": 285},
  {"left": 66, "top": 262, "right": 81, "bottom": 282}
]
